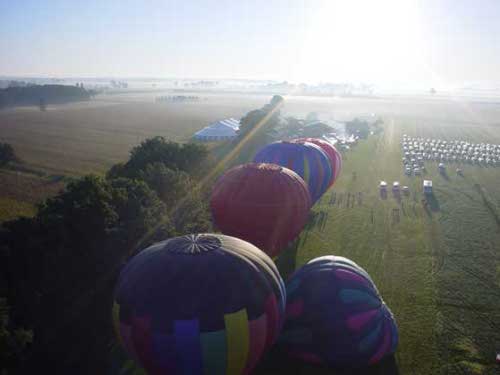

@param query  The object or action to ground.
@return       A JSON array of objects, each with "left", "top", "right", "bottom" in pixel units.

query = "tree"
[
  {"left": 2, "top": 175, "right": 172, "bottom": 374},
  {"left": 116, "top": 137, "right": 208, "bottom": 178},
  {"left": 1, "top": 136, "right": 212, "bottom": 374},
  {"left": 239, "top": 96, "right": 284, "bottom": 137},
  {"left": 0, "top": 143, "right": 17, "bottom": 165},
  {"left": 346, "top": 118, "right": 370, "bottom": 139},
  {"left": 0, "top": 298, "right": 32, "bottom": 374},
  {"left": 138, "top": 163, "right": 211, "bottom": 233},
  {"left": 138, "top": 162, "right": 191, "bottom": 207}
]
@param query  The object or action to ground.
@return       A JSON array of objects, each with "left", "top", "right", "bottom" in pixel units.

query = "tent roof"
[{"left": 194, "top": 118, "right": 240, "bottom": 137}]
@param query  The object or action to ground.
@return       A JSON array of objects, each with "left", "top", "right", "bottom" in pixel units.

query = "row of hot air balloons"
[
  {"left": 211, "top": 137, "right": 342, "bottom": 258},
  {"left": 113, "top": 137, "right": 399, "bottom": 374}
]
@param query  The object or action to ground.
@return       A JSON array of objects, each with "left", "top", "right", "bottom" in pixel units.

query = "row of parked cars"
[{"left": 402, "top": 135, "right": 500, "bottom": 166}]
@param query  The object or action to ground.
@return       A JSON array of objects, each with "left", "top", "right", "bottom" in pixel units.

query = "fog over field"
[{"left": 2, "top": 91, "right": 500, "bottom": 175}]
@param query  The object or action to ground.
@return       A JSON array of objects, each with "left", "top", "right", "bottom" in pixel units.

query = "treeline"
[
  {"left": 0, "top": 137, "right": 211, "bottom": 374},
  {"left": 0, "top": 85, "right": 92, "bottom": 109}
]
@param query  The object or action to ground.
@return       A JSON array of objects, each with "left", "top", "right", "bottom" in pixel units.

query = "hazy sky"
[{"left": 1, "top": 0, "right": 499, "bottom": 86}]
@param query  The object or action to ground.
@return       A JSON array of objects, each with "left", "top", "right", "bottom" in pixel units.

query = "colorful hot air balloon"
[
  {"left": 280, "top": 256, "right": 398, "bottom": 367},
  {"left": 293, "top": 138, "right": 342, "bottom": 186},
  {"left": 210, "top": 163, "right": 311, "bottom": 258},
  {"left": 113, "top": 233, "right": 286, "bottom": 375},
  {"left": 253, "top": 141, "right": 332, "bottom": 203}
]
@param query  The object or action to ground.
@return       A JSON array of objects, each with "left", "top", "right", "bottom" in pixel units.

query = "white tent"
[{"left": 193, "top": 118, "right": 240, "bottom": 141}]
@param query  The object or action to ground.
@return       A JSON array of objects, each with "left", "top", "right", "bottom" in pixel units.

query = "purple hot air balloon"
[
  {"left": 253, "top": 141, "right": 333, "bottom": 203},
  {"left": 280, "top": 256, "right": 398, "bottom": 368},
  {"left": 113, "top": 234, "right": 286, "bottom": 375}
]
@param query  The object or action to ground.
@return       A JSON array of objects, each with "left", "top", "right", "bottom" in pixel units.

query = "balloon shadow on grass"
[{"left": 255, "top": 347, "right": 400, "bottom": 375}]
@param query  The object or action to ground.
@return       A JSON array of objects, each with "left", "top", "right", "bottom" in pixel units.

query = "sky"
[{"left": 1, "top": 0, "right": 500, "bottom": 86}]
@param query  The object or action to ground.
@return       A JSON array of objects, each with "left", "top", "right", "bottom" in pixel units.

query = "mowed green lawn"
[{"left": 268, "top": 118, "right": 500, "bottom": 374}]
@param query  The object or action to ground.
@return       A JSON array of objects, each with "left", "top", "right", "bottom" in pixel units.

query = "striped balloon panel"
[
  {"left": 291, "top": 138, "right": 342, "bottom": 186},
  {"left": 113, "top": 234, "right": 287, "bottom": 374},
  {"left": 113, "top": 303, "right": 281, "bottom": 375},
  {"left": 281, "top": 256, "right": 398, "bottom": 367},
  {"left": 253, "top": 142, "right": 332, "bottom": 203}
]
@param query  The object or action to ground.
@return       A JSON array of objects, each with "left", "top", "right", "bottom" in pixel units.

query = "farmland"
[{"left": 2, "top": 93, "right": 500, "bottom": 374}]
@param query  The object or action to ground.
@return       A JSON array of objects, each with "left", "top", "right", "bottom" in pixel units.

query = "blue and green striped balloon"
[{"left": 253, "top": 141, "right": 333, "bottom": 203}]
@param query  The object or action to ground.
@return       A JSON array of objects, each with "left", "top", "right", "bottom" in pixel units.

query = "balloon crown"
[{"left": 164, "top": 234, "right": 222, "bottom": 254}]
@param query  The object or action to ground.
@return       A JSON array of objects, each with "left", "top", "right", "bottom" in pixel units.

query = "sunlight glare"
[{"left": 292, "top": 0, "right": 427, "bottom": 84}]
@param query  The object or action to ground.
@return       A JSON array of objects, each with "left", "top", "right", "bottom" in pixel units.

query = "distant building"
[
  {"left": 193, "top": 118, "right": 240, "bottom": 142},
  {"left": 423, "top": 180, "right": 433, "bottom": 194}
]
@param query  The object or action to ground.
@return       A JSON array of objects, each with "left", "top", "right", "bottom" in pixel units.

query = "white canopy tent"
[{"left": 193, "top": 118, "right": 240, "bottom": 141}]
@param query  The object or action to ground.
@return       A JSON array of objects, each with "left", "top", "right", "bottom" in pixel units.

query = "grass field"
[
  {"left": 0, "top": 92, "right": 269, "bottom": 221},
  {"left": 0, "top": 93, "right": 268, "bottom": 176},
  {"left": 266, "top": 116, "right": 500, "bottom": 374},
  {"left": 0, "top": 170, "right": 64, "bottom": 222},
  {"left": 2, "top": 93, "right": 500, "bottom": 373}
]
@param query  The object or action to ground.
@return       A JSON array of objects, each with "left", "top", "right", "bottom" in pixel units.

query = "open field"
[
  {"left": 267, "top": 117, "right": 500, "bottom": 374},
  {"left": 0, "top": 170, "right": 65, "bottom": 222},
  {"left": 3, "top": 91, "right": 500, "bottom": 177},
  {"left": 2, "top": 92, "right": 500, "bottom": 373},
  {"left": 0, "top": 93, "right": 268, "bottom": 176}
]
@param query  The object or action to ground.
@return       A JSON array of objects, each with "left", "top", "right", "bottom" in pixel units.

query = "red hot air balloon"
[
  {"left": 210, "top": 163, "right": 311, "bottom": 258},
  {"left": 293, "top": 138, "right": 342, "bottom": 186}
]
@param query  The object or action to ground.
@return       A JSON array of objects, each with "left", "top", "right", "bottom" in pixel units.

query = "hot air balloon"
[
  {"left": 210, "top": 163, "right": 311, "bottom": 258},
  {"left": 253, "top": 141, "right": 332, "bottom": 203},
  {"left": 113, "top": 233, "right": 286, "bottom": 375},
  {"left": 280, "top": 256, "right": 398, "bottom": 367},
  {"left": 293, "top": 138, "right": 342, "bottom": 186}
]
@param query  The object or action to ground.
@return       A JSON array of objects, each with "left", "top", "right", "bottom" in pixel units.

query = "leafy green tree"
[
  {"left": 138, "top": 162, "right": 191, "bottom": 206},
  {"left": 0, "top": 298, "right": 32, "bottom": 374},
  {"left": 124, "top": 137, "right": 207, "bottom": 177},
  {"left": 239, "top": 96, "right": 283, "bottom": 137},
  {"left": 1, "top": 136, "right": 211, "bottom": 374},
  {"left": 2, "top": 175, "right": 172, "bottom": 374},
  {"left": 138, "top": 163, "right": 211, "bottom": 234},
  {"left": 346, "top": 118, "right": 370, "bottom": 139}
]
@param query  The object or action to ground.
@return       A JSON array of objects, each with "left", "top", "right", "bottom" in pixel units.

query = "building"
[
  {"left": 423, "top": 180, "right": 433, "bottom": 194},
  {"left": 193, "top": 118, "right": 240, "bottom": 141}
]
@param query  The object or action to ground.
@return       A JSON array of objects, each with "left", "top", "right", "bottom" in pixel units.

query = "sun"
[{"left": 290, "top": 0, "right": 428, "bottom": 84}]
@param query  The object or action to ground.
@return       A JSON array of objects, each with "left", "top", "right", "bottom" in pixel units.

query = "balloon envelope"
[
  {"left": 253, "top": 141, "right": 333, "bottom": 203},
  {"left": 280, "top": 256, "right": 398, "bottom": 367},
  {"left": 114, "top": 233, "right": 286, "bottom": 375},
  {"left": 210, "top": 163, "right": 311, "bottom": 258},
  {"left": 293, "top": 138, "right": 342, "bottom": 186}
]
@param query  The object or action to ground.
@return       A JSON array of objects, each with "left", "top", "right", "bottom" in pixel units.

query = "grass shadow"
[
  {"left": 255, "top": 347, "right": 400, "bottom": 375},
  {"left": 275, "top": 238, "right": 301, "bottom": 280},
  {"left": 392, "top": 189, "right": 401, "bottom": 204},
  {"left": 425, "top": 193, "right": 440, "bottom": 212},
  {"left": 439, "top": 170, "right": 449, "bottom": 181},
  {"left": 380, "top": 189, "right": 387, "bottom": 200}
]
